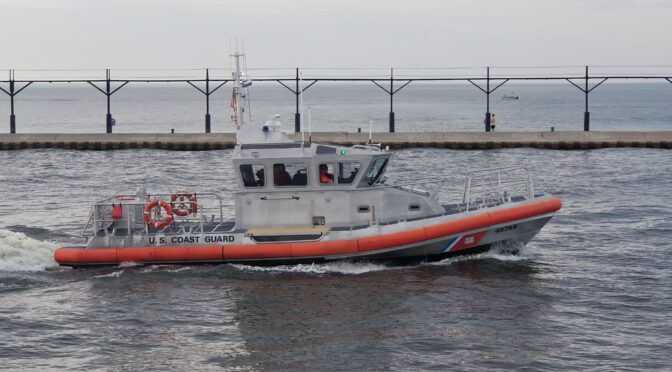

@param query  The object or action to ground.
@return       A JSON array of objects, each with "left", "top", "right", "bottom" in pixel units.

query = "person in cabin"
[
  {"left": 256, "top": 168, "right": 265, "bottom": 186},
  {"left": 240, "top": 165, "right": 257, "bottom": 187},
  {"left": 273, "top": 164, "right": 292, "bottom": 186},
  {"left": 319, "top": 164, "right": 334, "bottom": 184}
]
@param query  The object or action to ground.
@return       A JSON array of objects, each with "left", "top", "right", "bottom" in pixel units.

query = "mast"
[
  {"left": 230, "top": 50, "right": 291, "bottom": 145},
  {"left": 230, "top": 51, "right": 247, "bottom": 130}
]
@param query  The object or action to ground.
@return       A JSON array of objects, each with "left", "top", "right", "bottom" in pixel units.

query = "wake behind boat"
[{"left": 54, "top": 53, "right": 561, "bottom": 268}]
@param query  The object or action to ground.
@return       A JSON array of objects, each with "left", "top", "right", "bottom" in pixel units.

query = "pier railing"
[{"left": 2, "top": 65, "right": 672, "bottom": 134}]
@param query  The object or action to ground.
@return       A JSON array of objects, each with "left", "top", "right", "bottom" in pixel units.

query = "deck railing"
[
  {"left": 462, "top": 166, "right": 534, "bottom": 211},
  {"left": 82, "top": 192, "right": 228, "bottom": 238}
]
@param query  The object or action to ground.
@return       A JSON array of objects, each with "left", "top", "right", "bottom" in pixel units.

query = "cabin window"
[
  {"left": 409, "top": 204, "right": 421, "bottom": 211},
  {"left": 337, "top": 162, "right": 361, "bottom": 184},
  {"left": 316, "top": 145, "right": 337, "bottom": 155},
  {"left": 318, "top": 163, "right": 336, "bottom": 184},
  {"left": 273, "top": 163, "right": 308, "bottom": 187},
  {"left": 240, "top": 164, "right": 265, "bottom": 188},
  {"left": 362, "top": 158, "right": 389, "bottom": 185}
]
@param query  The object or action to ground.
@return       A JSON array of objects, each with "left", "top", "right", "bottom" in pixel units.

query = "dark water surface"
[{"left": 1, "top": 148, "right": 671, "bottom": 370}]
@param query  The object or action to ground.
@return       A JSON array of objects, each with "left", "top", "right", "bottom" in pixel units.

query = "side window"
[
  {"left": 274, "top": 163, "right": 308, "bottom": 187},
  {"left": 337, "top": 162, "right": 361, "bottom": 184},
  {"left": 362, "top": 158, "right": 388, "bottom": 185},
  {"left": 319, "top": 163, "right": 335, "bottom": 184},
  {"left": 240, "top": 164, "right": 265, "bottom": 188}
]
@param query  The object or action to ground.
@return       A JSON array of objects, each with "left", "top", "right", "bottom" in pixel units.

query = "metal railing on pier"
[{"left": 1, "top": 65, "right": 671, "bottom": 134}]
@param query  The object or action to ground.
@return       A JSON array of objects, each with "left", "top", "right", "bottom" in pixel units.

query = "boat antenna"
[
  {"left": 298, "top": 70, "right": 305, "bottom": 148},
  {"left": 241, "top": 40, "right": 253, "bottom": 125},
  {"left": 308, "top": 105, "right": 312, "bottom": 144},
  {"left": 299, "top": 72, "right": 312, "bottom": 144},
  {"left": 230, "top": 48, "right": 245, "bottom": 130},
  {"left": 301, "top": 128, "right": 305, "bottom": 149}
]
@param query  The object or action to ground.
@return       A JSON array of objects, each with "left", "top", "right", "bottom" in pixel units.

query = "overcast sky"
[{"left": 1, "top": 0, "right": 670, "bottom": 71}]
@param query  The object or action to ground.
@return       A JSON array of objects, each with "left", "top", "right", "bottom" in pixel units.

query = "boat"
[
  {"left": 502, "top": 93, "right": 519, "bottom": 100},
  {"left": 54, "top": 53, "right": 561, "bottom": 268}
]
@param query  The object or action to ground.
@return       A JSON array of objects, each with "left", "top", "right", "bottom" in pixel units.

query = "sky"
[{"left": 0, "top": 0, "right": 671, "bottom": 73}]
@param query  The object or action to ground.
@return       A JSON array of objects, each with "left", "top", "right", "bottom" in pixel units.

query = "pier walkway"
[{"left": 1, "top": 132, "right": 671, "bottom": 151}]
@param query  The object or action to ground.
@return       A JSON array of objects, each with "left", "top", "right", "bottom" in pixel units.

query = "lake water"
[{"left": 1, "top": 144, "right": 671, "bottom": 370}]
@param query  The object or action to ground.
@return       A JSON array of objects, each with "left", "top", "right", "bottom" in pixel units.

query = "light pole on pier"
[
  {"left": 0, "top": 70, "right": 33, "bottom": 134},
  {"left": 371, "top": 68, "right": 412, "bottom": 133},
  {"left": 187, "top": 69, "right": 228, "bottom": 133},
  {"left": 87, "top": 69, "right": 129, "bottom": 133},
  {"left": 566, "top": 66, "right": 608, "bottom": 132},
  {"left": 467, "top": 67, "right": 509, "bottom": 132}
]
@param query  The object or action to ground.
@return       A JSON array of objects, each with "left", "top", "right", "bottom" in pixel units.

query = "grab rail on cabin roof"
[{"left": 350, "top": 144, "right": 383, "bottom": 152}]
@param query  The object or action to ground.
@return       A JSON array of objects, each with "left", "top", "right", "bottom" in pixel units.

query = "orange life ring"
[
  {"left": 143, "top": 199, "right": 174, "bottom": 229},
  {"left": 170, "top": 192, "right": 198, "bottom": 217}
]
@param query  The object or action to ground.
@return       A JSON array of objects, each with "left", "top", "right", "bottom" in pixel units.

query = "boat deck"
[{"left": 92, "top": 195, "right": 534, "bottom": 239}]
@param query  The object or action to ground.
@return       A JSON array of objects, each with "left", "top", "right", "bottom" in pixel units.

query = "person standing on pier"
[{"left": 491, "top": 114, "right": 497, "bottom": 131}]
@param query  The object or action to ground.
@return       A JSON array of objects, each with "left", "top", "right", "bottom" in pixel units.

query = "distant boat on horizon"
[{"left": 502, "top": 93, "right": 519, "bottom": 100}]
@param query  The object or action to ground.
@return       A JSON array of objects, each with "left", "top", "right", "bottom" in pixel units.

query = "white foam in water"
[
  {"left": 93, "top": 269, "right": 125, "bottom": 278},
  {"left": 0, "top": 229, "right": 59, "bottom": 272},
  {"left": 139, "top": 265, "right": 192, "bottom": 273},
  {"left": 230, "top": 261, "right": 395, "bottom": 275},
  {"left": 485, "top": 240, "right": 529, "bottom": 261},
  {"left": 233, "top": 242, "right": 530, "bottom": 274},
  {"left": 427, "top": 241, "right": 528, "bottom": 267},
  {"left": 118, "top": 261, "right": 143, "bottom": 268}
]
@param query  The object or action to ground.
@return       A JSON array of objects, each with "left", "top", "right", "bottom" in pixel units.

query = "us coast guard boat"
[{"left": 54, "top": 53, "right": 561, "bottom": 268}]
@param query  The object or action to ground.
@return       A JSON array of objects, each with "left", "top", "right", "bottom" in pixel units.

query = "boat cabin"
[
  {"left": 234, "top": 143, "right": 388, "bottom": 190},
  {"left": 232, "top": 142, "right": 444, "bottom": 229}
]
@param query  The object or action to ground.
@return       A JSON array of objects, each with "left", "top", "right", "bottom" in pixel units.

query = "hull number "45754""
[{"left": 495, "top": 224, "right": 518, "bottom": 233}]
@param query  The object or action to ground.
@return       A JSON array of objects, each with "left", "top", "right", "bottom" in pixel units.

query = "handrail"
[
  {"left": 81, "top": 209, "right": 94, "bottom": 238},
  {"left": 350, "top": 144, "right": 382, "bottom": 151},
  {"left": 463, "top": 166, "right": 533, "bottom": 210},
  {"left": 83, "top": 192, "right": 231, "bottom": 238}
]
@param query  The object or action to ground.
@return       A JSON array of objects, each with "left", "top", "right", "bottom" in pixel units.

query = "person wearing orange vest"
[{"left": 319, "top": 164, "right": 334, "bottom": 184}]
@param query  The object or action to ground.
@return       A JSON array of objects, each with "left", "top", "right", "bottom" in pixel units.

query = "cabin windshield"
[{"left": 362, "top": 158, "right": 388, "bottom": 186}]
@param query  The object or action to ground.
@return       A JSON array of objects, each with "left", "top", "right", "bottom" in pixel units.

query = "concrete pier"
[{"left": 1, "top": 132, "right": 671, "bottom": 151}]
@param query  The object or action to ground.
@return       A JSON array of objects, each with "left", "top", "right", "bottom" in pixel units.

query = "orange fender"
[
  {"left": 54, "top": 247, "right": 117, "bottom": 265},
  {"left": 187, "top": 246, "right": 223, "bottom": 261},
  {"left": 223, "top": 244, "right": 293, "bottom": 260},
  {"left": 116, "top": 247, "right": 155, "bottom": 263},
  {"left": 488, "top": 197, "right": 561, "bottom": 226},
  {"left": 424, "top": 214, "right": 491, "bottom": 240},
  {"left": 357, "top": 227, "right": 426, "bottom": 252}
]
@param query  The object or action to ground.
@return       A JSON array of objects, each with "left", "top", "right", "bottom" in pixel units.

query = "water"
[
  {"left": 1, "top": 82, "right": 672, "bottom": 133},
  {"left": 1, "top": 145, "right": 671, "bottom": 370}
]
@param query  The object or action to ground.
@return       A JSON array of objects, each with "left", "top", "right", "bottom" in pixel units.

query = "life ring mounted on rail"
[
  {"left": 143, "top": 199, "right": 174, "bottom": 229},
  {"left": 170, "top": 191, "right": 198, "bottom": 217}
]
